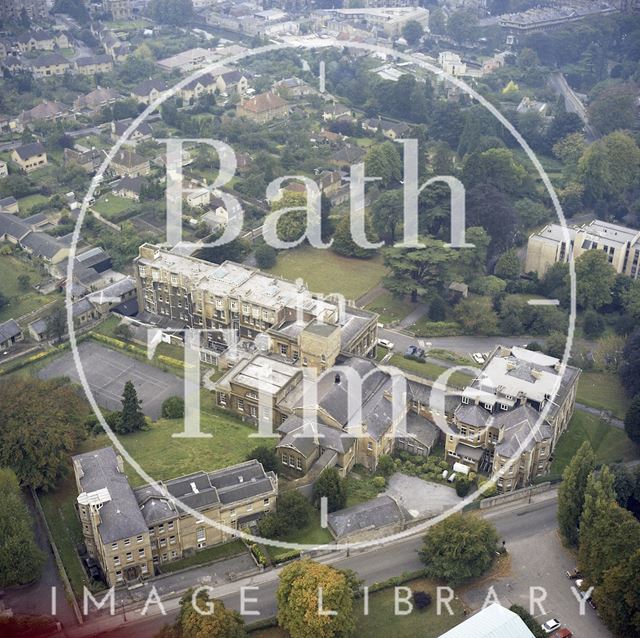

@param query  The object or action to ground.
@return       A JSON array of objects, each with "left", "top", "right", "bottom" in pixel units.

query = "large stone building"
[
  {"left": 104, "top": 0, "right": 133, "bottom": 20},
  {"left": 236, "top": 92, "right": 289, "bottom": 123},
  {"left": 134, "top": 244, "right": 378, "bottom": 370},
  {"left": 525, "top": 219, "right": 640, "bottom": 278},
  {"left": 73, "top": 447, "right": 277, "bottom": 587},
  {"left": 0, "top": 0, "right": 48, "bottom": 22},
  {"left": 445, "top": 346, "right": 580, "bottom": 492}
]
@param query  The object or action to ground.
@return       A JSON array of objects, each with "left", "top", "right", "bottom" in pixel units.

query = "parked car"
[
  {"left": 550, "top": 629, "right": 572, "bottom": 638},
  {"left": 541, "top": 619, "right": 562, "bottom": 634},
  {"left": 405, "top": 345, "right": 417, "bottom": 356},
  {"left": 565, "top": 568, "right": 581, "bottom": 579},
  {"left": 377, "top": 339, "right": 394, "bottom": 350},
  {"left": 415, "top": 347, "right": 425, "bottom": 358},
  {"left": 472, "top": 352, "right": 485, "bottom": 364}
]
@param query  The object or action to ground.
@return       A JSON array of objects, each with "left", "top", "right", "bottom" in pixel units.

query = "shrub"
[
  {"left": 413, "top": 590, "right": 432, "bottom": 610},
  {"left": 255, "top": 244, "right": 277, "bottom": 269},
  {"left": 455, "top": 476, "right": 471, "bottom": 497},
  {"left": 161, "top": 396, "right": 185, "bottom": 419},
  {"left": 372, "top": 476, "right": 386, "bottom": 489},
  {"left": 376, "top": 454, "right": 395, "bottom": 478}
]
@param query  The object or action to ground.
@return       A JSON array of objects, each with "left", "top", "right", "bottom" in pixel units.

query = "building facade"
[
  {"left": 73, "top": 447, "right": 277, "bottom": 587},
  {"left": 134, "top": 244, "right": 378, "bottom": 370},
  {"left": 0, "top": 0, "right": 47, "bottom": 22},
  {"left": 444, "top": 346, "right": 580, "bottom": 492},
  {"left": 525, "top": 220, "right": 640, "bottom": 279}
]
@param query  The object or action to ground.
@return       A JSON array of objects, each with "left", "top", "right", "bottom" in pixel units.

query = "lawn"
[
  {"left": 266, "top": 510, "right": 333, "bottom": 561},
  {"left": 93, "top": 194, "right": 136, "bottom": 219},
  {"left": 17, "top": 193, "right": 48, "bottom": 213},
  {"left": 265, "top": 247, "right": 386, "bottom": 301},
  {"left": 249, "top": 578, "right": 465, "bottom": 638},
  {"left": 0, "top": 255, "right": 58, "bottom": 322},
  {"left": 85, "top": 411, "right": 269, "bottom": 488},
  {"left": 389, "top": 354, "right": 474, "bottom": 389},
  {"left": 365, "top": 291, "right": 413, "bottom": 325},
  {"left": 345, "top": 474, "right": 385, "bottom": 508},
  {"left": 576, "top": 371, "right": 631, "bottom": 420},
  {"left": 159, "top": 540, "right": 246, "bottom": 574},
  {"left": 550, "top": 411, "right": 638, "bottom": 477}
]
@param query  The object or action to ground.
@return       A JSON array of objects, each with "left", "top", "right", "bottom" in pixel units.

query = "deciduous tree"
[
  {"left": 277, "top": 560, "right": 356, "bottom": 638},
  {"left": 418, "top": 514, "right": 498, "bottom": 585}
]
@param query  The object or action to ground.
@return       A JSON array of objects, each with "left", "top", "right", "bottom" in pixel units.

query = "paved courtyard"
[
  {"left": 384, "top": 473, "right": 462, "bottom": 519},
  {"left": 38, "top": 341, "right": 184, "bottom": 419}
]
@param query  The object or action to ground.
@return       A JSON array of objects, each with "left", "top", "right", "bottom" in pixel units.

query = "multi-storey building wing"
[
  {"left": 445, "top": 346, "right": 580, "bottom": 491},
  {"left": 134, "top": 244, "right": 377, "bottom": 370},
  {"left": 73, "top": 447, "right": 277, "bottom": 587},
  {"left": 526, "top": 219, "right": 640, "bottom": 278}
]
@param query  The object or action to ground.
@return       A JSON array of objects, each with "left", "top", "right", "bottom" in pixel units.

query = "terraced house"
[
  {"left": 445, "top": 346, "right": 580, "bottom": 491},
  {"left": 73, "top": 447, "right": 277, "bottom": 587},
  {"left": 134, "top": 244, "right": 378, "bottom": 371}
]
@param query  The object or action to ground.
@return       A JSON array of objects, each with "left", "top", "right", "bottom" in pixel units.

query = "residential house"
[
  {"left": 330, "top": 144, "right": 366, "bottom": 168},
  {"left": 445, "top": 346, "right": 580, "bottom": 492},
  {"left": 236, "top": 92, "right": 289, "bottom": 123},
  {"left": 75, "top": 55, "right": 114, "bottom": 76},
  {"left": 20, "top": 232, "right": 70, "bottom": 266},
  {"left": 29, "top": 53, "right": 71, "bottom": 78},
  {"left": 64, "top": 146, "right": 103, "bottom": 173},
  {"left": 15, "top": 31, "right": 70, "bottom": 53},
  {"left": 74, "top": 87, "right": 120, "bottom": 115},
  {"left": 381, "top": 120, "right": 410, "bottom": 140},
  {"left": 131, "top": 79, "right": 168, "bottom": 105},
  {"left": 179, "top": 73, "right": 218, "bottom": 103},
  {"left": 112, "top": 176, "right": 145, "bottom": 201},
  {"left": 111, "top": 119, "right": 153, "bottom": 145},
  {"left": 73, "top": 447, "right": 277, "bottom": 587},
  {"left": 110, "top": 149, "right": 150, "bottom": 178},
  {"left": 273, "top": 77, "right": 315, "bottom": 98},
  {"left": 20, "top": 101, "right": 71, "bottom": 127},
  {"left": 216, "top": 70, "right": 249, "bottom": 95},
  {"left": 88, "top": 277, "right": 137, "bottom": 316},
  {"left": 323, "top": 103, "right": 353, "bottom": 122},
  {"left": 28, "top": 318, "right": 49, "bottom": 342},
  {"left": 525, "top": 220, "right": 640, "bottom": 279},
  {"left": 0, "top": 319, "right": 23, "bottom": 351},
  {"left": 12, "top": 142, "right": 48, "bottom": 173}
]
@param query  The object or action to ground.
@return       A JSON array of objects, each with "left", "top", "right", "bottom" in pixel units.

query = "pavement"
[
  {"left": 37, "top": 341, "right": 184, "bottom": 420},
  {"left": 384, "top": 473, "right": 462, "bottom": 518},
  {"left": 60, "top": 488, "right": 618, "bottom": 638}
]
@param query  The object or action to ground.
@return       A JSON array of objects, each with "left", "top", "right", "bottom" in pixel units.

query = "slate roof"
[
  {"left": 31, "top": 52, "right": 68, "bottom": 67},
  {"left": 21, "top": 232, "right": 65, "bottom": 259},
  {"left": 73, "top": 447, "right": 148, "bottom": 544},
  {"left": 401, "top": 411, "right": 439, "bottom": 449},
  {"left": 0, "top": 213, "right": 29, "bottom": 239},
  {"left": 0, "top": 318, "right": 21, "bottom": 342},
  {"left": 76, "top": 54, "right": 112, "bottom": 67},
  {"left": 112, "top": 149, "right": 147, "bottom": 169},
  {"left": 131, "top": 78, "right": 168, "bottom": 96},
  {"left": 327, "top": 495, "right": 407, "bottom": 539},
  {"left": 21, "top": 101, "right": 68, "bottom": 122},
  {"left": 112, "top": 119, "right": 153, "bottom": 137},
  {"left": 14, "top": 142, "right": 46, "bottom": 161},
  {"left": 113, "top": 176, "right": 145, "bottom": 194}
]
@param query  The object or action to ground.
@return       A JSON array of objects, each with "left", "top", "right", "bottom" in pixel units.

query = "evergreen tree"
[
  {"left": 624, "top": 395, "right": 640, "bottom": 445},
  {"left": 118, "top": 381, "right": 146, "bottom": 434},
  {"left": 313, "top": 468, "right": 347, "bottom": 512},
  {"left": 428, "top": 295, "right": 447, "bottom": 321},
  {"left": 579, "top": 470, "right": 640, "bottom": 584},
  {"left": 557, "top": 442, "right": 595, "bottom": 546}
]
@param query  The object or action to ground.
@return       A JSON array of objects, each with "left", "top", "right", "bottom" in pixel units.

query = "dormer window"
[
  {"left": 484, "top": 403, "right": 493, "bottom": 412},
  {"left": 500, "top": 403, "right": 508, "bottom": 411}
]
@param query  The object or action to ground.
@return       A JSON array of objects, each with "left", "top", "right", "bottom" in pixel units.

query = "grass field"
[
  {"left": 576, "top": 371, "right": 631, "bottom": 420},
  {"left": 0, "top": 255, "right": 58, "bottom": 322},
  {"left": 93, "top": 194, "right": 136, "bottom": 219},
  {"left": 550, "top": 411, "right": 638, "bottom": 477},
  {"left": 365, "top": 291, "right": 413, "bottom": 325},
  {"left": 159, "top": 540, "right": 246, "bottom": 574},
  {"left": 345, "top": 474, "right": 386, "bottom": 508},
  {"left": 265, "top": 247, "right": 386, "bottom": 301},
  {"left": 266, "top": 510, "right": 333, "bottom": 562},
  {"left": 17, "top": 193, "right": 49, "bottom": 213},
  {"left": 389, "top": 354, "right": 474, "bottom": 389},
  {"left": 249, "top": 577, "right": 465, "bottom": 638}
]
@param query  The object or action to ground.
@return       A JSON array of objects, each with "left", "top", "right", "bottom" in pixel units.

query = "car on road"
[
  {"left": 541, "top": 619, "right": 562, "bottom": 634},
  {"left": 377, "top": 339, "right": 394, "bottom": 350},
  {"left": 550, "top": 630, "right": 572, "bottom": 638}
]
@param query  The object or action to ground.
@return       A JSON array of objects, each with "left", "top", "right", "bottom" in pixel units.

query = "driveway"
[
  {"left": 464, "top": 500, "right": 612, "bottom": 638},
  {"left": 384, "top": 473, "right": 462, "bottom": 519}
]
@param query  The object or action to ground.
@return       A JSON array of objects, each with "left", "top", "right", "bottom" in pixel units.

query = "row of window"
[
  {"left": 111, "top": 535, "right": 144, "bottom": 551},
  {"left": 113, "top": 548, "right": 146, "bottom": 566},
  {"left": 282, "top": 453, "right": 303, "bottom": 471}
]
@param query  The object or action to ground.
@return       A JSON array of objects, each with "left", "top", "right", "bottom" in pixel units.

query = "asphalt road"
[{"left": 78, "top": 492, "right": 603, "bottom": 638}]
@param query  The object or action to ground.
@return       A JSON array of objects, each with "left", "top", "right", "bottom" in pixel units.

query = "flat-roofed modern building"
[
  {"left": 525, "top": 219, "right": 640, "bottom": 278},
  {"left": 73, "top": 447, "right": 277, "bottom": 587}
]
